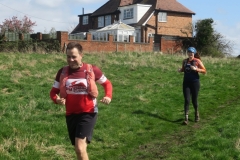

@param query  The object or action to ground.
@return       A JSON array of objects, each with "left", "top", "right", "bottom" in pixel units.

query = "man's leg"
[
  {"left": 75, "top": 137, "right": 88, "bottom": 160},
  {"left": 74, "top": 113, "right": 97, "bottom": 160}
]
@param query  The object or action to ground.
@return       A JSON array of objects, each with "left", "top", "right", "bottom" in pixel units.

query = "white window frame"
[
  {"left": 124, "top": 35, "right": 128, "bottom": 42},
  {"left": 148, "top": 33, "right": 154, "bottom": 37},
  {"left": 105, "top": 15, "right": 111, "bottom": 26},
  {"left": 124, "top": 8, "right": 134, "bottom": 19},
  {"left": 82, "top": 16, "right": 88, "bottom": 25},
  {"left": 135, "top": 33, "right": 139, "bottom": 42},
  {"left": 158, "top": 12, "right": 167, "bottom": 22},
  {"left": 98, "top": 16, "right": 104, "bottom": 28},
  {"left": 119, "top": 34, "right": 123, "bottom": 42},
  {"left": 103, "top": 33, "right": 107, "bottom": 41}
]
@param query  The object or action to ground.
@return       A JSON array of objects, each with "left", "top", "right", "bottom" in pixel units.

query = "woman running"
[{"left": 178, "top": 47, "right": 206, "bottom": 125}]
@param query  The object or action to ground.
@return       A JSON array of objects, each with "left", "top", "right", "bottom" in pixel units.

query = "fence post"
[
  {"left": 108, "top": 34, "right": 113, "bottom": 42},
  {"left": 19, "top": 33, "right": 24, "bottom": 40},
  {"left": 37, "top": 32, "right": 42, "bottom": 40},
  {"left": 129, "top": 35, "right": 133, "bottom": 43},
  {"left": 57, "top": 31, "right": 69, "bottom": 52},
  {"left": 86, "top": 33, "right": 92, "bottom": 41}
]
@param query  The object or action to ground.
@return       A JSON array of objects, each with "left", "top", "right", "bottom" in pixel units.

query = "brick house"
[{"left": 71, "top": 0, "right": 195, "bottom": 53}]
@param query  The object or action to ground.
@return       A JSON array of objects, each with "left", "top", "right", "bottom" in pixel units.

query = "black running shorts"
[{"left": 66, "top": 113, "right": 97, "bottom": 145}]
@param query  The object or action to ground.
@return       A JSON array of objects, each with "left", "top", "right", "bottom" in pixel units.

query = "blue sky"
[
  {"left": 0, "top": 0, "right": 239, "bottom": 56},
  {"left": 178, "top": 0, "right": 240, "bottom": 56}
]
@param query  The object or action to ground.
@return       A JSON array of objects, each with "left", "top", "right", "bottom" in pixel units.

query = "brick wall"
[
  {"left": 57, "top": 31, "right": 154, "bottom": 53},
  {"left": 160, "top": 36, "right": 183, "bottom": 54},
  {"left": 67, "top": 11, "right": 190, "bottom": 53},
  {"left": 136, "top": 12, "right": 190, "bottom": 53},
  {"left": 16, "top": 31, "right": 183, "bottom": 54},
  {"left": 147, "top": 12, "right": 192, "bottom": 37}
]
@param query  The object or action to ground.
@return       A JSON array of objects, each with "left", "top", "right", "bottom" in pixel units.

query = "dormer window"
[
  {"left": 158, "top": 12, "right": 167, "bottom": 22},
  {"left": 98, "top": 16, "right": 104, "bottom": 27},
  {"left": 82, "top": 16, "right": 88, "bottom": 25},
  {"left": 124, "top": 8, "right": 133, "bottom": 19},
  {"left": 105, "top": 15, "right": 111, "bottom": 26}
]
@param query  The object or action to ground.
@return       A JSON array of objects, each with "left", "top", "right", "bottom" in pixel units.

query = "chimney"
[{"left": 82, "top": 8, "right": 84, "bottom": 15}]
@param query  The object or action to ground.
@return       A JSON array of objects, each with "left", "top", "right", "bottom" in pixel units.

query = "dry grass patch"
[
  {"left": 21, "top": 69, "right": 32, "bottom": 76},
  {"left": 235, "top": 138, "right": 240, "bottom": 151},
  {"left": 26, "top": 59, "right": 37, "bottom": 67},
  {"left": 35, "top": 143, "right": 74, "bottom": 159},
  {"left": 39, "top": 58, "right": 59, "bottom": 64},
  {"left": 10, "top": 70, "right": 23, "bottom": 83},
  {"left": 0, "top": 137, "right": 29, "bottom": 153},
  {"left": 1, "top": 88, "right": 12, "bottom": 94},
  {"left": 0, "top": 65, "right": 8, "bottom": 70}
]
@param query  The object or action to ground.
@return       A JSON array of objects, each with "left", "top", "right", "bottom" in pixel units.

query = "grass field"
[{"left": 0, "top": 52, "right": 239, "bottom": 160}]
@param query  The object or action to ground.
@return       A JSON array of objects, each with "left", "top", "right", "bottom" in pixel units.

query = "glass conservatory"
[{"left": 89, "top": 20, "right": 141, "bottom": 42}]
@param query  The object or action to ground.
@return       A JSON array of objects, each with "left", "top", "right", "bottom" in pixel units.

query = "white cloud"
[
  {"left": 33, "top": 0, "right": 65, "bottom": 8},
  {"left": 70, "top": 0, "right": 105, "bottom": 3},
  {"left": 2, "top": 0, "right": 238, "bottom": 56},
  {"left": 214, "top": 20, "right": 240, "bottom": 56},
  {"left": 0, "top": 0, "right": 109, "bottom": 33},
  {"left": 0, "top": 0, "right": 81, "bottom": 33},
  {"left": 216, "top": 8, "right": 227, "bottom": 15}
]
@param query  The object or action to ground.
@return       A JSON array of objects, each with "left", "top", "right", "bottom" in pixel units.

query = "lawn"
[{"left": 0, "top": 52, "right": 239, "bottom": 160}]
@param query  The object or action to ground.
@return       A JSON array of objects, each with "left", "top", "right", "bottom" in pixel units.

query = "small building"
[
  {"left": 89, "top": 20, "right": 140, "bottom": 42},
  {"left": 71, "top": 0, "right": 195, "bottom": 53}
]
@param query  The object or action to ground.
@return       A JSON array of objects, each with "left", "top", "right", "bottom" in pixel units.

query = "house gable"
[
  {"left": 71, "top": 13, "right": 92, "bottom": 34},
  {"left": 155, "top": 0, "right": 195, "bottom": 14},
  {"left": 119, "top": 4, "right": 152, "bottom": 24},
  {"left": 146, "top": 12, "right": 193, "bottom": 37},
  {"left": 71, "top": 0, "right": 195, "bottom": 39},
  {"left": 89, "top": 0, "right": 194, "bottom": 27}
]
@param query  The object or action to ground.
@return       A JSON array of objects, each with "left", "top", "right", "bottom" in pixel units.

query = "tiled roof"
[
  {"left": 134, "top": 0, "right": 195, "bottom": 27},
  {"left": 71, "top": 24, "right": 80, "bottom": 34},
  {"left": 119, "top": 0, "right": 134, "bottom": 6},
  {"left": 91, "top": 0, "right": 121, "bottom": 17},
  {"left": 120, "top": 0, "right": 156, "bottom": 7},
  {"left": 72, "top": 0, "right": 195, "bottom": 33},
  {"left": 156, "top": 0, "right": 195, "bottom": 14},
  {"left": 91, "top": 0, "right": 194, "bottom": 17}
]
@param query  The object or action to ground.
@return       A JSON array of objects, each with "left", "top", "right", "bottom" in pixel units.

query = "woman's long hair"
[{"left": 194, "top": 52, "right": 201, "bottom": 60}]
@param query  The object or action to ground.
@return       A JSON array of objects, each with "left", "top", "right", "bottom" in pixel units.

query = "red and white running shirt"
[{"left": 50, "top": 63, "right": 112, "bottom": 115}]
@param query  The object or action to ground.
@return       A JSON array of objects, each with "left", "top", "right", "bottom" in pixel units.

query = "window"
[
  {"left": 124, "top": 35, "right": 128, "bottom": 42},
  {"left": 82, "top": 16, "right": 88, "bottom": 25},
  {"left": 124, "top": 8, "right": 133, "bottom": 19},
  {"left": 148, "top": 33, "right": 154, "bottom": 37},
  {"left": 135, "top": 33, "right": 139, "bottom": 42},
  {"left": 100, "top": 33, "right": 103, "bottom": 40},
  {"left": 103, "top": 33, "right": 107, "bottom": 41},
  {"left": 158, "top": 12, "right": 167, "bottom": 22},
  {"left": 119, "top": 35, "right": 123, "bottom": 42},
  {"left": 105, "top": 15, "right": 111, "bottom": 26},
  {"left": 98, "top": 16, "right": 104, "bottom": 28}
]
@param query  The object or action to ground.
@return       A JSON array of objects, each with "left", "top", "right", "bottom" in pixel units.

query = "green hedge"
[{"left": 0, "top": 39, "right": 61, "bottom": 53}]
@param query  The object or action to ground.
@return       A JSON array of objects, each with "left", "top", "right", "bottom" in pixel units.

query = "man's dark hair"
[{"left": 66, "top": 42, "right": 83, "bottom": 53}]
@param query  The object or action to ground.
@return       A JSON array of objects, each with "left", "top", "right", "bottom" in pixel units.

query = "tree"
[
  {"left": 0, "top": 16, "right": 36, "bottom": 34},
  {"left": 182, "top": 18, "right": 234, "bottom": 57},
  {"left": 49, "top": 27, "right": 56, "bottom": 38},
  {"left": 195, "top": 18, "right": 214, "bottom": 51}
]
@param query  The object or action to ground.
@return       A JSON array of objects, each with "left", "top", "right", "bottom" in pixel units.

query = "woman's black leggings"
[{"left": 183, "top": 80, "right": 200, "bottom": 115}]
